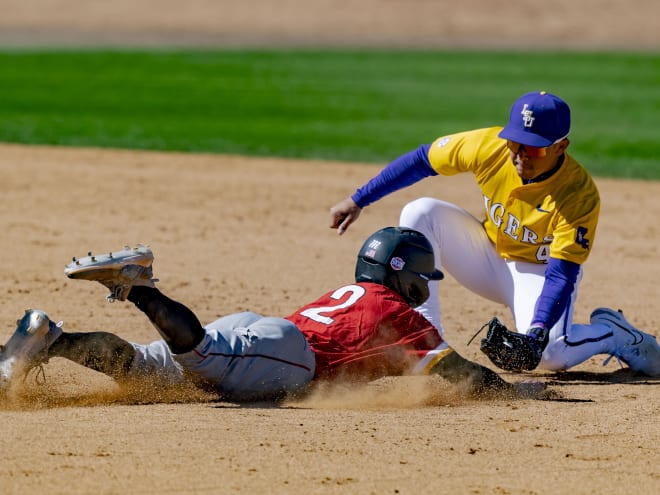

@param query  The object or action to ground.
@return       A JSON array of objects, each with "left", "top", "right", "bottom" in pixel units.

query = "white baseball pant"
[{"left": 400, "top": 197, "right": 619, "bottom": 371}]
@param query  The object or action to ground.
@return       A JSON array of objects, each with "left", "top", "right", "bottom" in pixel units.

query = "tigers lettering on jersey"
[
  {"left": 427, "top": 127, "right": 600, "bottom": 265},
  {"left": 484, "top": 196, "right": 554, "bottom": 244}
]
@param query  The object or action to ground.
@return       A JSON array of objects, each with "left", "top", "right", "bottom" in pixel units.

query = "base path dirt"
[
  {"left": 0, "top": 144, "right": 658, "bottom": 494},
  {"left": 0, "top": 0, "right": 658, "bottom": 49}
]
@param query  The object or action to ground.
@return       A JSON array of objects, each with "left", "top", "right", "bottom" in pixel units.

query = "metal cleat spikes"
[{"left": 64, "top": 244, "right": 156, "bottom": 302}]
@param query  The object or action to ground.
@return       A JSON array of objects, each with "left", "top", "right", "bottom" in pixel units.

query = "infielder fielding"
[
  {"left": 329, "top": 91, "right": 660, "bottom": 376},
  {"left": 0, "top": 229, "right": 539, "bottom": 401}
]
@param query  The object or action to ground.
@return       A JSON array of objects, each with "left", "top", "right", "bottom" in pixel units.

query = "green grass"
[{"left": 0, "top": 49, "right": 658, "bottom": 179}]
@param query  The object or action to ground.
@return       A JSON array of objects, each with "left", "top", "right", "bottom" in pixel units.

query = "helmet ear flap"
[
  {"left": 403, "top": 280, "right": 428, "bottom": 308},
  {"left": 355, "top": 257, "right": 388, "bottom": 285}
]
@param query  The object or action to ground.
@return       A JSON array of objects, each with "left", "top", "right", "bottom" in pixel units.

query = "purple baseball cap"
[{"left": 498, "top": 91, "right": 571, "bottom": 147}]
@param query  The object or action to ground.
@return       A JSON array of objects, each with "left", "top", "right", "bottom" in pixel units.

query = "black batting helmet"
[{"left": 355, "top": 226, "right": 443, "bottom": 307}]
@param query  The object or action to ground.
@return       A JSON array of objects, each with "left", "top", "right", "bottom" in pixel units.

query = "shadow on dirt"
[{"left": 543, "top": 368, "right": 660, "bottom": 386}]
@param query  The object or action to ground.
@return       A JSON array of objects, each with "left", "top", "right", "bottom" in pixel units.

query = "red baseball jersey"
[{"left": 285, "top": 282, "right": 444, "bottom": 380}]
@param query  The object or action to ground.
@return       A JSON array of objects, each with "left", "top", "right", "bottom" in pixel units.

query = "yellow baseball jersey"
[{"left": 427, "top": 127, "right": 600, "bottom": 264}]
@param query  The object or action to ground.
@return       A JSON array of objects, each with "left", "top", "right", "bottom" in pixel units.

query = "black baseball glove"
[{"left": 477, "top": 317, "right": 544, "bottom": 372}]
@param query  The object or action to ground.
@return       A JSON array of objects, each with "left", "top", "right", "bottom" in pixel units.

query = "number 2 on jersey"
[{"left": 299, "top": 284, "right": 366, "bottom": 324}]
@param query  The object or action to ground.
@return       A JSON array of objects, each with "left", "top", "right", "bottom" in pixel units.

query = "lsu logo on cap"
[
  {"left": 390, "top": 257, "right": 405, "bottom": 271},
  {"left": 521, "top": 104, "right": 535, "bottom": 128}
]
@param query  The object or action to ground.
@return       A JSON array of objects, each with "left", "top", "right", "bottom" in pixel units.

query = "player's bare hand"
[{"left": 329, "top": 198, "right": 362, "bottom": 235}]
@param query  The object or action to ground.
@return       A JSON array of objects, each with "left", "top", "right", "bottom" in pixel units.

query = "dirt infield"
[
  {"left": 1, "top": 2, "right": 659, "bottom": 494},
  {"left": 0, "top": 0, "right": 658, "bottom": 49}
]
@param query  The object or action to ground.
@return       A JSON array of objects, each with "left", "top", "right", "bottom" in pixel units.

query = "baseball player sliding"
[
  {"left": 329, "top": 90, "right": 660, "bottom": 376},
  {"left": 0, "top": 229, "right": 542, "bottom": 401}
]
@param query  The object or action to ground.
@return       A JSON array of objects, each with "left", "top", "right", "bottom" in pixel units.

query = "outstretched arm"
[
  {"left": 329, "top": 145, "right": 436, "bottom": 234},
  {"left": 424, "top": 346, "right": 513, "bottom": 394},
  {"left": 416, "top": 345, "right": 544, "bottom": 398}
]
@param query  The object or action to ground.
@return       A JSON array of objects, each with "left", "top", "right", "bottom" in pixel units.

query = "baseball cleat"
[
  {"left": 591, "top": 307, "right": 660, "bottom": 377},
  {"left": 0, "top": 309, "right": 63, "bottom": 391},
  {"left": 64, "top": 244, "right": 157, "bottom": 302}
]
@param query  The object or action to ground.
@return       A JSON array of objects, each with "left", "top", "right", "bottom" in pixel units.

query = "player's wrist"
[{"left": 526, "top": 324, "right": 549, "bottom": 351}]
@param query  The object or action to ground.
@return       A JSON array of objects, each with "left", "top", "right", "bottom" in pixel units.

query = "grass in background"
[{"left": 0, "top": 49, "right": 658, "bottom": 179}]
